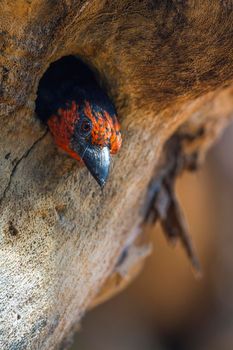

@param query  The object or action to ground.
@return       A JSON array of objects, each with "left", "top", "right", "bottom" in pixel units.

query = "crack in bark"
[{"left": 0, "top": 129, "right": 48, "bottom": 204}]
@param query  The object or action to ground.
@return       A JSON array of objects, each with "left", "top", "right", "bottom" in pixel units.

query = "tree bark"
[{"left": 0, "top": 1, "right": 233, "bottom": 349}]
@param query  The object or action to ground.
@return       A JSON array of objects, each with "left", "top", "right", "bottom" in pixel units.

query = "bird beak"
[{"left": 81, "top": 146, "right": 111, "bottom": 187}]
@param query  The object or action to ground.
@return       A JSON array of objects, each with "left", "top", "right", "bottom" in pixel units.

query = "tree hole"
[{"left": 35, "top": 55, "right": 103, "bottom": 124}]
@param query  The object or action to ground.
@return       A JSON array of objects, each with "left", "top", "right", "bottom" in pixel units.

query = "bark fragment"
[{"left": 143, "top": 132, "right": 203, "bottom": 272}]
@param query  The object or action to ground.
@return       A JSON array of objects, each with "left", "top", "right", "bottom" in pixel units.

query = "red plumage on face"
[
  {"left": 48, "top": 100, "right": 81, "bottom": 161},
  {"left": 47, "top": 100, "right": 122, "bottom": 161},
  {"left": 83, "top": 102, "right": 122, "bottom": 154}
]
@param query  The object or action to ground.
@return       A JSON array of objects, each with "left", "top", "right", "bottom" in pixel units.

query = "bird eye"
[{"left": 80, "top": 119, "right": 92, "bottom": 135}]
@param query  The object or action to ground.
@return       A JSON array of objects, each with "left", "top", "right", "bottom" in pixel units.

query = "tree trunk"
[{"left": 0, "top": 1, "right": 233, "bottom": 349}]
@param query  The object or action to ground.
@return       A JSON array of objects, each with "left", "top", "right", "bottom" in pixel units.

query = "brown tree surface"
[{"left": 0, "top": 1, "right": 233, "bottom": 349}]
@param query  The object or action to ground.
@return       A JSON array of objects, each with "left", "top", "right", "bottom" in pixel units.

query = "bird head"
[{"left": 47, "top": 100, "right": 122, "bottom": 187}]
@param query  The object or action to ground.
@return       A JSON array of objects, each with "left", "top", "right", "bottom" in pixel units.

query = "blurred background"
[{"left": 70, "top": 122, "right": 233, "bottom": 350}]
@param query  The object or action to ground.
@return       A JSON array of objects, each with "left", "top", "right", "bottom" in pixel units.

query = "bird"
[{"left": 35, "top": 56, "right": 122, "bottom": 187}]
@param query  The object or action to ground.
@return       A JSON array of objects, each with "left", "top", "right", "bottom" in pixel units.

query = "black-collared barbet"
[{"left": 36, "top": 56, "right": 122, "bottom": 187}]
